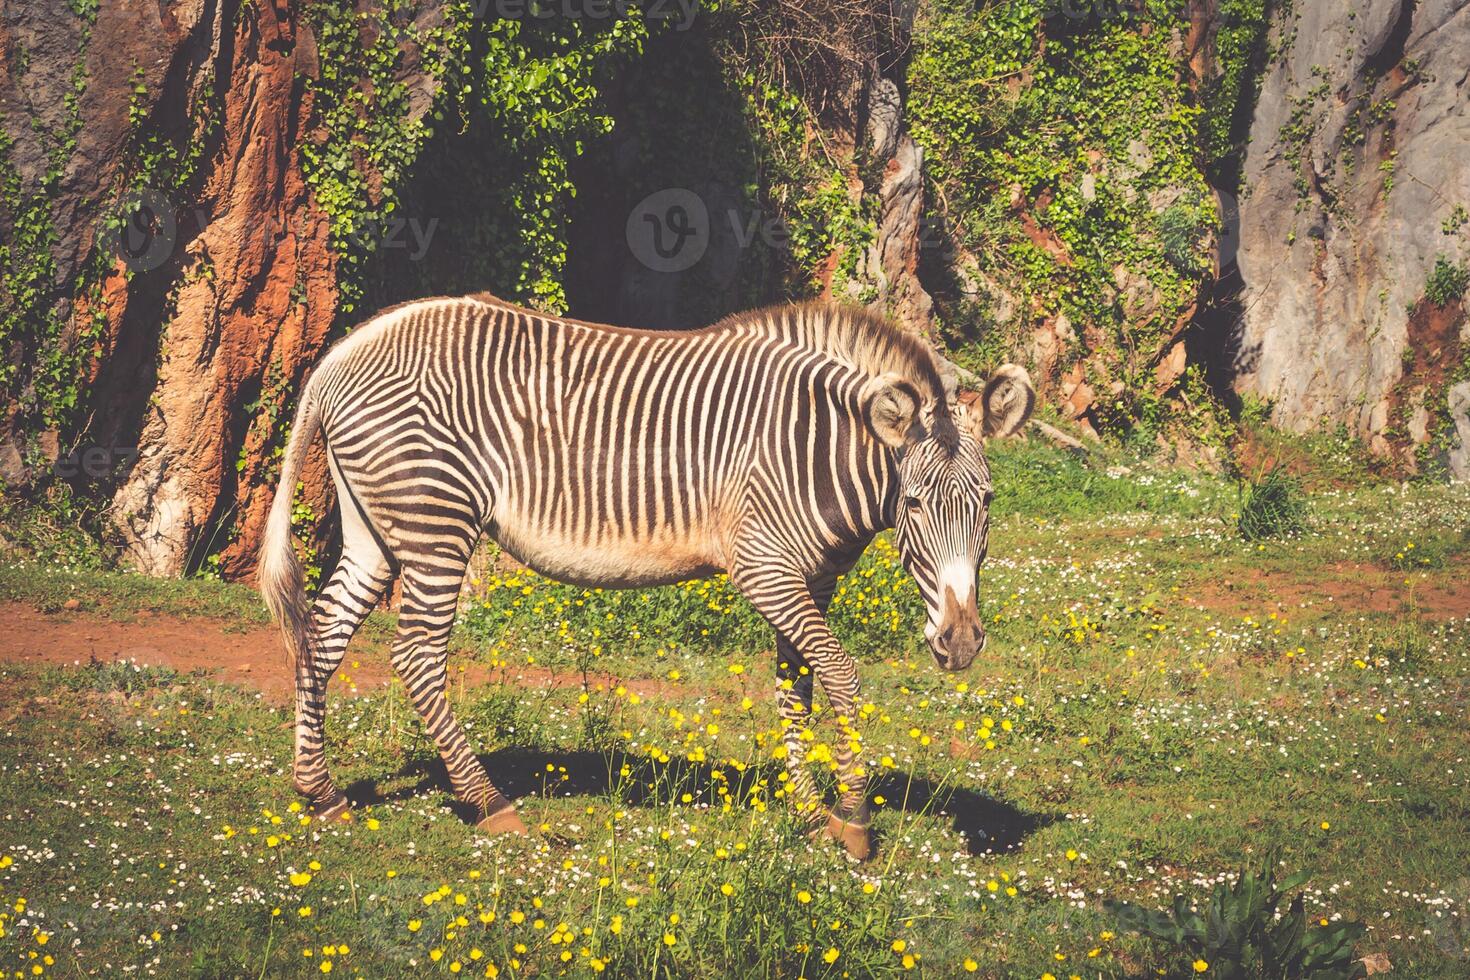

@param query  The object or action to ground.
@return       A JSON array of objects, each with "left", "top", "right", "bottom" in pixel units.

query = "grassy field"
[{"left": 1, "top": 442, "right": 1468, "bottom": 978}]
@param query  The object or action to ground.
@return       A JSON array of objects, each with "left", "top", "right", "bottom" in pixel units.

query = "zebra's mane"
[{"left": 717, "top": 302, "right": 951, "bottom": 407}]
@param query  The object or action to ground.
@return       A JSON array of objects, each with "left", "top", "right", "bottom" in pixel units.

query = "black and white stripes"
[{"left": 259, "top": 294, "right": 1035, "bottom": 856}]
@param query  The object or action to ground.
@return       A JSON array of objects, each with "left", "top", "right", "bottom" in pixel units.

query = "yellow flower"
[
  {"left": 964, "top": 958, "right": 978, "bottom": 972},
  {"left": 1065, "top": 849, "right": 1079, "bottom": 862},
  {"left": 408, "top": 920, "right": 422, "bottom": 933},
  {"left": 290, "top": 872, "right": 312, "bottom": 887},
  {"left": 1320, "top": 821, "right": 1330, "bottom": 831},
  {"left": 891, "top": 939, "right": 906, "bottom": 953},
  {"left": 366, "top": 818, "right": 381, "bottom": 831},
  {"left": 319, "top": 961, "right": 332, "bottom": 974},
  {"left": 797, "top": 890, "right": 812, "bottom": 904},
  {"left": 297, "top": 906, "right": 312, "bottom": 918},
  {"left": 1194, "top": 960, "right": 1210, "bottom": 973},
  {"left": 823, "top": 948, "right": 840, "bottom": 964},
  {"left": 663, "top": 932, "right": 677, "bottom": 947}
]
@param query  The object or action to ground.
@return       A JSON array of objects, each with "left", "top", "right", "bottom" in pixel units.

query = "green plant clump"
[
  {"left": 1108, "top": 857, "right": 1367, "bottom": 979},
  {"left": 1237, "top": 466, "right": 1309, "bottom": 540},
  {"left": 1424, "top": 254, "right": 1468, "bottom": 307}
]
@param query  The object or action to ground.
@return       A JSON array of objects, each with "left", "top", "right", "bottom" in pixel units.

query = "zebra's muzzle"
[
  {"left": 929, "top": 582, "right": 986, "bottom": 671},
  {"left": 933, "top": 620, "right": 986, "bottom": 671}
]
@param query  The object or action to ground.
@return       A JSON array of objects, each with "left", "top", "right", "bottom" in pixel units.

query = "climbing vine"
[
  {"left": 0, "top": 0, "right": 99, "bottom": 436},
  {"left": 301, "top": 0, "right": 651, "bottom": 318},
  {"left": 907, "top": 0, "right": 1230, "bottom": 438},
  {"left": 1199, "top": 0, "right": 1272, "bottom": 170}
]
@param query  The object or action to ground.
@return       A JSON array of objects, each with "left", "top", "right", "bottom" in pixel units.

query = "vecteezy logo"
[
  {"left": 626, "top": 188, "right": 708, "bottom": 273},
  {"left": 97, "top": 189, "right": 177, "bottom": 272}
]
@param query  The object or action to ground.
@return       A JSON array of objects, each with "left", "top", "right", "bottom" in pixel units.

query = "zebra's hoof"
[
  {"left": 312, "top": 793, "right": 352, "bottom": 823},
  {"left": 823, "top": 812, "right": 874, "bottom": 861},
  {"left": 477, "top": 807, "right": 529, "bottom": 836}
]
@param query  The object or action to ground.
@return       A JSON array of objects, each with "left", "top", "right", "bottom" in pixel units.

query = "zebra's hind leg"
[
  {"left": 392, "top": 559, "right": 525, "bottom": 835},
  {"left": 293, "top": 501, "right": 393, "bottom": 821}
]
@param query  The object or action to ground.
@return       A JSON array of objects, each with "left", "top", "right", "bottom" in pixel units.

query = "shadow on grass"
[{"left": 343, "top": 747, "right": 1053, "bottom": 857}]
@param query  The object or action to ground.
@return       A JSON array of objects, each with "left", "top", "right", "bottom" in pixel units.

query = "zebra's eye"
[
  {"left": 903, "top": 496, "right": 923, "bottom": 515},
  {"left": 982, "top": 490, "right": 995, "bottom": 509}
]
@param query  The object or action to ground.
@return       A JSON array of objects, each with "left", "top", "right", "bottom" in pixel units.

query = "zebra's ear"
[
  {"left": 980, "top": 364, "right": 1035, "bottom": 439},
  {"left": 861, "top": 374, "right": 923, "bottom": 449}
]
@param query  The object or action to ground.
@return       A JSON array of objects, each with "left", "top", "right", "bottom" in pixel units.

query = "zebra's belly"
[{"left": 490, "top": 521, "right": 723, "bottom": 589}]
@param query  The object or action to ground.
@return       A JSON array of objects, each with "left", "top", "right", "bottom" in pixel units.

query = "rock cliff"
[{"left": 1233, "top": 0, "right": 1469, "bottom": 473}]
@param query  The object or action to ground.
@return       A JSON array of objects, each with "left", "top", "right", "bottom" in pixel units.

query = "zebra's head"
[{"left": 864, "top": 364, "right": 1035, "bottom": 671}]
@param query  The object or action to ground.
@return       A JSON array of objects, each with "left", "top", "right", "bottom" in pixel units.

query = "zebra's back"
[{"left": 312, "top": 295, "right": 816, "bottom": 587}]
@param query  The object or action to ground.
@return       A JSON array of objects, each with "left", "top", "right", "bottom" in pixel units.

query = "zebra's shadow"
[{"left": 343, "top": 747, "right": 1053, "bottom": 857}]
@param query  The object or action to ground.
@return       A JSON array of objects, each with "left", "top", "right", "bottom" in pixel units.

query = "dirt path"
[
  {"left": 4, "top": 554, "right": 1464, "bottom": 706},
  {"left": 0, "top": 603, "right": 664, "bottom": 704}
]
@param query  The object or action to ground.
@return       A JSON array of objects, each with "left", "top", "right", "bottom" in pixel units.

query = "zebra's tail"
[{"left": 259, "top": 381, "right": 323, "bottom": 673}]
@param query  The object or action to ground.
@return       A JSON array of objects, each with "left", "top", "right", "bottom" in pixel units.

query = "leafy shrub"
[
  {"left": 1424, "top": 255, "right": 1468, "bottom": 307},
  {"left": 1237, "top": 466, "right": 1308, "bottom": 540},
  {"left": 1108, "top": 858, "right": 1366, "bottom": 979}
]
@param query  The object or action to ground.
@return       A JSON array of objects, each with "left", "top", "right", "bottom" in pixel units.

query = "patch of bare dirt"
[
  {"left": 0, "top": 603, "right": 667, "bottom": 705},
  {"left": 1182, "top": 561, "right": 1470, "bottom": 621}
]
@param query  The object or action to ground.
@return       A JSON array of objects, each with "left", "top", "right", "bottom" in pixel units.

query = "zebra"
[{"left": 259, "top": 294, "right": 1034, "bottom": 859}]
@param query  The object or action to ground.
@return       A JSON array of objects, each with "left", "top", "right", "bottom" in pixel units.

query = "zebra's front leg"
[
  {"left": 775, "top": 638, "right": 822, "bottom": 827},
  {"left": 738, "top": 567, "right": 873, "bottom": 859}
]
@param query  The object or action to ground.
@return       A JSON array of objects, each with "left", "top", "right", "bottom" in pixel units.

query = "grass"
[
  {"left": 1236, "top": 466, "right": 1309, "bottom": 541},
  {"left": 2, "top": 444, "right": 1470, "bottom": 977}
]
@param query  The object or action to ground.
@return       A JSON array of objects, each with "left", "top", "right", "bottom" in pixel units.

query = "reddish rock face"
[
  {"left": 99, "top": 2, "right": 341, "bottom": 577},
  {"left": 0, "top": 0, "right": 351, "bottom": 576}
]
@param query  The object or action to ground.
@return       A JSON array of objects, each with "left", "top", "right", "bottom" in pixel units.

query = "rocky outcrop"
[
  {"left": 856, "top": 76, "right": 933, "bottom": 336},
  {"left": 102, "top": 0, "right": 342, "bottom": 577},
  {"left": 1234, "top": 0, "right": 1470, "bottom": 460},
  {"left": 0, "top": 0, "right": 464, "bottom": 577}
]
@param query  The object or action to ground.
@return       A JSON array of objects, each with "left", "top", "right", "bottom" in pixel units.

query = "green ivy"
[
  {"left": 302, "top": 0, "right": 650, "bottom": 318},
  {"left": 908, "top": 0, "right": 1220, "bottom": 435},
  {"left": 1199, "top": 0, "right": 1272, "bottom": 170},
  {"left": 1424, "top": 255, "right": 1468, "bottom": 308},
  {"left": 0, "top": 0, "right": 96, "bottom": 432}
]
